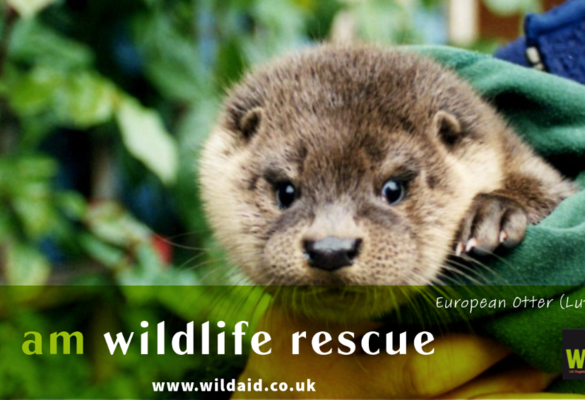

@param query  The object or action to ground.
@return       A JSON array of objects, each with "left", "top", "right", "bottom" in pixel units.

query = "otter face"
[{"left": 199, "top": 46, "right": 503, "bottom": 289}]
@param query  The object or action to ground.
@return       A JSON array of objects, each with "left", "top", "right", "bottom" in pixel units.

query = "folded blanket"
[{"left": 396, "top": 45, "right": 585, "bottom": 394}]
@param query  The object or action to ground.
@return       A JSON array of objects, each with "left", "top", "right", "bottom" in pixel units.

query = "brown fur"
[{"left": 199, "top": 44, "right": 576, "bottom": 288}]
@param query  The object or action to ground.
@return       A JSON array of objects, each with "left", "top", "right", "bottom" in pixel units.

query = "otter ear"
[
  {"left": 238, "top": 107, "right": 263, "bottom": 140},
  {"left": 433, "top": 111, "right": 462, "bottom": 147}
]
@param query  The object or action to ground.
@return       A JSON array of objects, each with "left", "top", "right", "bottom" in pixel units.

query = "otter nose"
[{"left": 303, "top": 237, "right": 362, "bottom": 272}]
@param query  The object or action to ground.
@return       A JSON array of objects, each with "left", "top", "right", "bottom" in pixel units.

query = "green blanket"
[{"left": 407, "top": 46, "right": 585, "bottom": 394}]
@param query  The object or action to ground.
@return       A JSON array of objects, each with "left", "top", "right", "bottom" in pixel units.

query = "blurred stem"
[
  {"left": 0, "top": 3, "right": 17, "bottom": 155},
  {"left": 0, "top": 3, "right": 16, "bottom": 79}
]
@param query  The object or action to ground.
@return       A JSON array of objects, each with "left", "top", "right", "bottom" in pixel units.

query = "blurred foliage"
[
  {"left": 0, "top": 285, "right": 270, "bottom": 398},
  {"left": 483, "top": 0, "right": 541, "bottom": 16},
  {"left": 0, "top": 0, "right": 462, "bottom": 287},
  {"left": 0, "top": 0, "right": 541, "bottom": 397}
]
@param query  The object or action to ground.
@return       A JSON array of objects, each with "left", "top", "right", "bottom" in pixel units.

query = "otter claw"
[
  {"left": 465, "top": 238, "right": 477, "bottom": 253},
  {"left": 455, "top": 193, "right": 527, "bottom": 258},
  {"left": 455, "top": 242, "right": 465, "bottom": 257}
]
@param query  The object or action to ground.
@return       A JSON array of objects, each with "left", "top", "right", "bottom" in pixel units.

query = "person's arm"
[{"left": 233, "top": 304, "right": 572, "bottom": 399}]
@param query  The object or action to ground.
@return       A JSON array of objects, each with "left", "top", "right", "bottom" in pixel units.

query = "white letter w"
[{"left": 104, "top": 332, "right": 134, "bottom": 355}]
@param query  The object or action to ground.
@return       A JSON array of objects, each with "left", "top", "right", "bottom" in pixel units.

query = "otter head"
[{"left": 199, "top": 45, "right": 503, "bottom": 295}]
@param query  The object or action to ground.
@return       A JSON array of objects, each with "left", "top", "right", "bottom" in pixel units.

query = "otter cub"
[{"left": 199, "top": 45, "right": 575, "bottom": 287}]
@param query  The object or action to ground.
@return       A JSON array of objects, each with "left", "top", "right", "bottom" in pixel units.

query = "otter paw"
[{"left": 455, "top": 193, "right": 527, "bottom": 257}]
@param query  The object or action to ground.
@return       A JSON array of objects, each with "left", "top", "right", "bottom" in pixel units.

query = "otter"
[{"left": 199, "top": 44, "right": 576, "bottom": 291}]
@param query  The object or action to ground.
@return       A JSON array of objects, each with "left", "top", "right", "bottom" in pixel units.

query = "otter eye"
[
  {"left": 275, "top": 182, "right": 296, "bottom": 209},
  {"left": 382, "top": 179, "right": 405, "bottom": 205}
]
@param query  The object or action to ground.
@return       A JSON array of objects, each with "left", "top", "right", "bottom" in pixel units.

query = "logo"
[{"left": 563, "top": 330, "right": 585, "bottom": 379}]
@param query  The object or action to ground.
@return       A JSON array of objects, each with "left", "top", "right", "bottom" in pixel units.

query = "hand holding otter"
[{"left": 233, "top": 305, "right": 574, "bottom": 399}]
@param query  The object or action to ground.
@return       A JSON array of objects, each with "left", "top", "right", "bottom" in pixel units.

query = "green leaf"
[
  {"left": 78, "top": 233, "right": 128, "bottom": 269},
  {"left": 12, "top": 195, "right": 58, "bottom": 239},
  {"left": 215, "top": 37, "right": 248, "bottom": 87},
  {"left": 5, "top": 242, "right": 51, "bottom": 285},
  {"left": 84, "top": 201, "right": 151, "bottom": 248},
  {"left": 420, "top": 0, "right": 444, "bottom": 9},
  {"left": 241, "top": 0, "right": 307, "bottom": 63},
  {"left": 253, "top": 0, "right": 306, "bottom": 40},
  {"left": 7, "top": 0, "right": 55, "bottom": 19},
  {"left": 117, "top": 244, "right": 163, "bottom": 285},
  {"left": 6, "top": 156, "right": 61, "bottom": 239},
  {"left": 56, "top": 192, "right": 87, "bottom": 220},
  {"left": 174, "top": 98, "right": 220, "bottom": 231},
  {"left": 14, "top": 155, "right": 58, "bottom": 181},
  {"left": 118, "top": 244, "right": 199, "bottom": 286},
  {"left": 116, "top": 97, "right": 178, "bottom": 185},
  {"left": 132, "top": 11, "right": 205, "bottom": 102},
  {"left": 349, "top": 0, "right": 411, "bottom": 43},
  {"left": 0, "top": 211, "right": 14, "bottom": 241},
  {"left": 10, "top": 19, "right": 93, "bottom": 69},
  {"left": 6, "top": 67, "right": 62, "bottom": 116},
  {"left": 482, "top": 0, "right": 541, "bottom": 16},
  {"left": 291, "top": 0, "right": 314, "bottom": 10},
  {"left": 55, "top": 71, "right": 116, "bottom": 127},
  {"left": 6, "top": 67, "right": 116, "bottom": 128}
]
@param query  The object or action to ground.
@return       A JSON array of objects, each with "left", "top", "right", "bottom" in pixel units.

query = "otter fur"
[{"left": 199, "top": 44, "right": 576, "bottom": 289}]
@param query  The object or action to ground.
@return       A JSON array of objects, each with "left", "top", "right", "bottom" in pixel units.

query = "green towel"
[{"left": 397, "top": 46, "right": 585, "bottom": 394}]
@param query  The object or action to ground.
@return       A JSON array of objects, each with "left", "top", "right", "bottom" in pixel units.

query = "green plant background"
[{"left": 0, "top": 0, "right": 541, "bottom": 398}]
